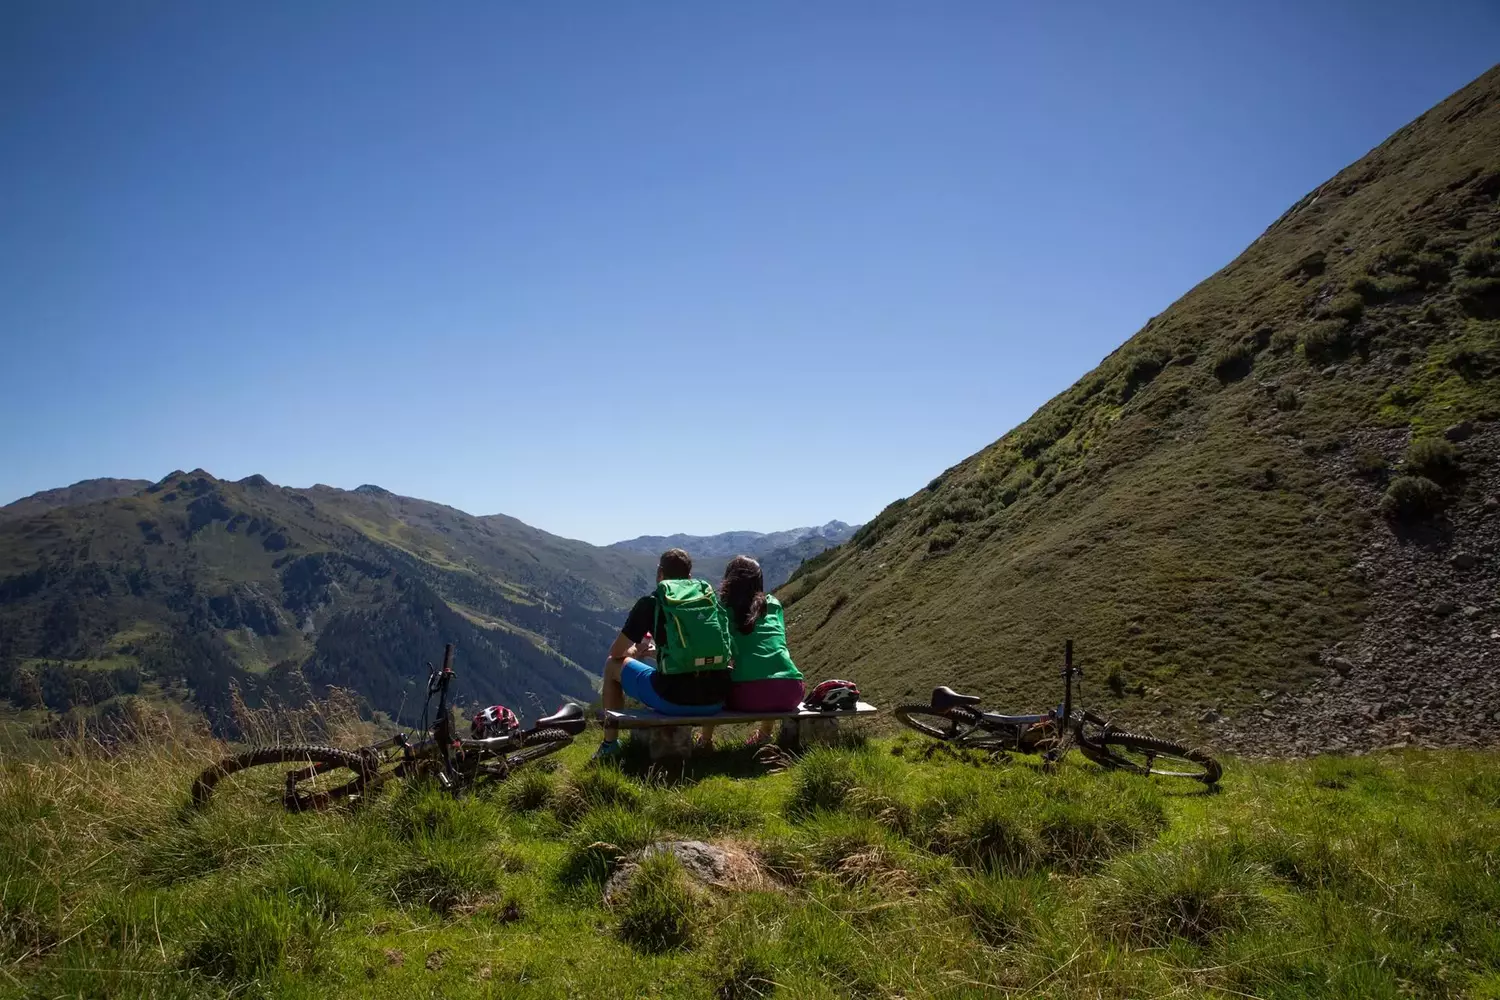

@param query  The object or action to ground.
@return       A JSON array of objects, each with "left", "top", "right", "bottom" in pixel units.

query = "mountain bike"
[
  {"left": 894, "top": 642, "right": 1221, "bottom": 784},
  {"left": 191, "top": 644, "right": 588, "bottom": 809}
]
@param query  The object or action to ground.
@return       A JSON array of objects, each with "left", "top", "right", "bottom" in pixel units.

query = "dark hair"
[
  {"left": 658, "top": 548, "right": 692, "bottom": 579},
  {"left": 720, "top": 555, "right": 766, "bottom": 635}
]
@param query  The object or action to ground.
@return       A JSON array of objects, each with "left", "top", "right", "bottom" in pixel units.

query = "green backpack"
[{"left": 654, "top": 578, "right": 733, "bottom": 675}]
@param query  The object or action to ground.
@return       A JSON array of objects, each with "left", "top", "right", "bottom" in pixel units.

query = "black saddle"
[
  {"left": 931, "top": 685, "right": 982, "bottom": 711},
  {"left": 535, "top": 702, "right": 588, "bottom": 735}
]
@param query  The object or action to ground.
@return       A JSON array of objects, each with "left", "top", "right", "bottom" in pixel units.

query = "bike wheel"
[
  {"left": 894, "top": 705, "right": 982, "bottom": 742},
  {"left": 191, "top": 744, "right": 372, "bottom": 809},
  {"left": 1081, "top": 732, "right": 1221, "bottom": 784},
  {"left": 504, "top": 727, "right": 574, "bottom": 768}
]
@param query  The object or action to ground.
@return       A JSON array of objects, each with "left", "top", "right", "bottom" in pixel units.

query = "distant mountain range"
[
  {"left": 610, "top": 521, "right": 859, "bottom": 589},
  {"left": 0, "top": 474, "right": 854, "bottom": 730}
]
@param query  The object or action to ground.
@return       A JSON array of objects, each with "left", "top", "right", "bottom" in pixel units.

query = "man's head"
[{"left": 657, "top": 548, "right": 692, "bottom": 581}]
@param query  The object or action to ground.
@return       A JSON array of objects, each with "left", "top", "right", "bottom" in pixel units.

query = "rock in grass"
[{"left": 603, "top": 840, "right": 765, "bottom": 904}]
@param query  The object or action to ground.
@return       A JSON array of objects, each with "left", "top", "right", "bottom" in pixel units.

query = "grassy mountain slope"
[
  {"left": 612, "top": 521, "right": 859, "bottom": 589},
  {"left": 783, "top": 66, "right": 1500, "bottom": 727},
  {"left": 0, "top": 478, "right": 152, "bottom": 521},
  {"left": 0, "top": 471, "right": 654, "bottom": 729}
]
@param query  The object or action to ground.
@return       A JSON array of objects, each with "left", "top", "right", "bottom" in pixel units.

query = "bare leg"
[
  {"left": 696, "top": 724, "right": 716, "bottom": 748},
  {"left": 602, "top": 657, "right": 626, "bottom": 741}
]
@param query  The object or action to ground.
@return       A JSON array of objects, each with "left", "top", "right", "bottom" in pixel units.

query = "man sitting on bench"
[{"left": 594, "top": 548, "right": 733, "bottom": 761}]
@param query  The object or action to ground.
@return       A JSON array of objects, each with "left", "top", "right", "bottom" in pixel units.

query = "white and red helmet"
[
  {"left": 804, "top": 680, "right": 861, "bottom": 712},
  {"left": 470, "top": 704, "right": 520, "bottom": 738}
]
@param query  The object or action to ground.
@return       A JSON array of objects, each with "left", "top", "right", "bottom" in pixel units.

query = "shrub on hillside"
[
  {"left": 1212, "top": 343, "right": 1254, "bottom": 383},
  {"left": 1352, "top": 449, "right": 1388, "bottom": 477},
  {"left": 1381, "top": 475, "right": 1444, "bottom": 521},
  {"left": 1404, "top": 437, "right": 1460, "bottom": 483},
  {"left": 1351, "top": 273, "right": 1421, "bottom": 302},
  {"left": 1269, "top": 328, "right": 1299, "bottom": 354},
  {"left": 1120, "top": 350, "right": 1168, "bottom": 401},
  {"left": 926, "top": 523, "right": 961, "bottom": 554},
  {"left": 1461, "top": 244, "right": 1499, "bottom": 277},
  {"left": 1274, "top": 388, "right": 1300, "bottom": 411},
  {"left": 1301, "top": 321, "right": 1351, "bottom": 362},
  {"left": 1316, "top": 292, "right": 1365, "bottom": 323}
]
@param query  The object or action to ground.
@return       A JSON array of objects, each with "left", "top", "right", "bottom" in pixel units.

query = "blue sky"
[{"left": 2, "top": 2, "right": 1497, "bottom": 544}]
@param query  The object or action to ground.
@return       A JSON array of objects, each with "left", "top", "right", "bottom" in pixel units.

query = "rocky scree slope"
[{"left": 782, "top": 66, "right": 1500, "bottom": 754}]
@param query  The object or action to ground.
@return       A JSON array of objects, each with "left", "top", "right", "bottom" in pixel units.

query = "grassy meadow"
[{"left": 1, "top": 720, "right": 1498, "bottom": 1000}]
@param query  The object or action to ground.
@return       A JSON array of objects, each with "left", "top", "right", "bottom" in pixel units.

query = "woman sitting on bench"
[{"left": 698, "top": 555, "right": 805, "bottom": 748}]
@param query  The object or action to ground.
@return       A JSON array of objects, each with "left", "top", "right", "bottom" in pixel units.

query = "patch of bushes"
[
  {"left": 1381, "top": 475, "right": 1444, "bottom": 521},
  {"left": 1404, "top": 437, "right": 1460, "bottom": 483},
  {"left": 1120, "top": 349, "right": 1168, "bottom": 401},
  {"left": 1212, "top": 343, "right": 1254, "bottom": 383},
  {"left": 1269, "top": 328, "right": 1300, "bottom": 354},
  {"left": 1351, "top": 273, "right": 1421, "bottom": 302},
  {"left": 614, "top": 852, "right": 701, "bottom": 954},
  {"left": 1461, "top": 244, "right": 1499, "bottom": 277},
  {"left": 1352, "top": 449, "right": 1388, "bottom": 477},
  {"left": 1316, "top": 292, "right": 1365, "bottom": 323},
  {"left": 1274, "top": 388, "right": 1299, "bottom": 411},
  {"left": 1301, "top": 321, "right": 1351, "bottom": 363},
  {"left": 1456, "top": 276, "right": 1500, "bottom": 318},
  {"left": 926, "top": 523, "right": 961, "bottom": 554}
]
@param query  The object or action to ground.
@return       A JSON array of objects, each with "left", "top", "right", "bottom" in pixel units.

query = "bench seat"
[{"left": 598, "top": 702, "right": 879, "bottom": 728}]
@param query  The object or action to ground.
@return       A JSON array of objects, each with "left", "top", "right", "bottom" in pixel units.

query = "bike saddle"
[
  {"left": 535, "top": 702, "right": 588, "bottom": 735},
  {"left": 932, "top": 685, "right": 982, "bottom": 710}
]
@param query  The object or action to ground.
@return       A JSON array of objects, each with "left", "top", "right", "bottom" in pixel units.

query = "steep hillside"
[
  {"left": 0, "top": 478, "right": 152, "bottom": 520},
  {"left": 612, "top": 521, "right": 858, "bottom": 588},
  {"left": 784, "top": 66, "right": 1500, "bottom": 751},
  {"left": 0, "top": 472, "right": 654, "bottom": 731}
]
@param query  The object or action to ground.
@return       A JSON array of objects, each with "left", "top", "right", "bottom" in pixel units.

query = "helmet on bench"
[
  {"left": 804, "top": 679, "right": 860, "bottom": 712},
  {"left": 471, "top": 704, "right": 520, "bottom": 738}
]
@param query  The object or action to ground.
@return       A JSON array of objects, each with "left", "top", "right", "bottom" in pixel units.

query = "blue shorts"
[{"left": 620, "top": 658, "right": 724, "bottom": 715}]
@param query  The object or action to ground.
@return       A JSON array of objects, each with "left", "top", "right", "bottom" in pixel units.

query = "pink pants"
[{"left": 727, "top": 678, "right": 805, "bottom": 713}]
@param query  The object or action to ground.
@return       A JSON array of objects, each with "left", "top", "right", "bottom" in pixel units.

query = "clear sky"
[{"left": 2, "top": 2, "right": 1497, "bottom": 544}]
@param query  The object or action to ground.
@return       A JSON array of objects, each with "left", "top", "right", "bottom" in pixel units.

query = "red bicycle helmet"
[
  {"left": 470, "top": 704, "right": 520, "bottom": 738},
  {"left": 804, "top": 679, "right": 861, "bottom": 712}
]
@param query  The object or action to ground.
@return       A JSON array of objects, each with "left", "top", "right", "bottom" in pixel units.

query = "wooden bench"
[{"left": 598, "top": 703, "right": 880, "bottom": 760}]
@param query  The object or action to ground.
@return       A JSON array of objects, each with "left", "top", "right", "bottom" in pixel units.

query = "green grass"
[{"left": 3, "top": 732, "right": 1498, "bottom": 999}]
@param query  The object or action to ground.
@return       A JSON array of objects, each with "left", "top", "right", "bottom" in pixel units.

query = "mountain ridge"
[{"left": 611, "top": 521, "right": 860, "bottom": 589}]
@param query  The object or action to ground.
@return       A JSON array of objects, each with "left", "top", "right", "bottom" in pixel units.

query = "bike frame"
[{"left": 940, "top": 641, "right": 1097, "bottom": 751}]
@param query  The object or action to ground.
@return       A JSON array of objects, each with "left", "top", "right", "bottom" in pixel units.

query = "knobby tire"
[
  {"left": 1080, "top": 731, "right": 1222, "bottom": 784},
  {"left": 893, "top": 704, "right": 981, "bottom": 741},
  {"left": 191, "top": 744, "right": 371, "bottom": 808}
]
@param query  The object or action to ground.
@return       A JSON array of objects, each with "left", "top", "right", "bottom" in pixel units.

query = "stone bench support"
[{"left": 598, "top": 703, "right": 879, "bottom": 760}]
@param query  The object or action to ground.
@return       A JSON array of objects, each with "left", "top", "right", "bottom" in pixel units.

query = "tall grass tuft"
[
  {"left": 1094, "top": 840, "right": 1278, "bottom": 945},
  {"left": 614, "top": 851, "right": 702, "bottom": 953}
]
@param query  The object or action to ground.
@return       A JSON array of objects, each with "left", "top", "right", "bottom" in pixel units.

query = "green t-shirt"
[{"left": 727, "top": 595, "right": 803, "bottom": 682}]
